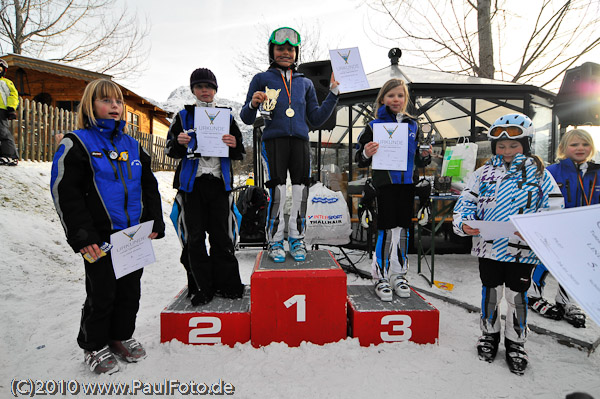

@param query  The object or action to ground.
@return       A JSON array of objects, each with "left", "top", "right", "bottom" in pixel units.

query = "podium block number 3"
[
  {"left": 380, "top": 314, "right": 412, "bottom": 342},
  {"left": 284, "top": 294, "right": 306, "bottom": 322},
  {"left": 189, "top": 316, "right": 222, "bottom": 344}
]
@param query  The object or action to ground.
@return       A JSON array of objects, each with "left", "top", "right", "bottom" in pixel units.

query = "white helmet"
[{"left": 488, "top": 114, "right": 534, "bottom": 155}]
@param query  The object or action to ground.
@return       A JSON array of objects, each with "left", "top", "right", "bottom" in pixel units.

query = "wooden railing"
[{"left": 9, "top": 98, "right": 177, "bottom": 171}]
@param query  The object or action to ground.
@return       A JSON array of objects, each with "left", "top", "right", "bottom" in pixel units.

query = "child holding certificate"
[
  {"left": 453, "top": 113, "right": 563, "bottom": 375},
  {"left": 50, "top": 79, "right": 165, "bottom": 375},
  {"left": 166, "top": 67, "right": 245, "bottom": 306},
  {"left": 528, "top": 129, "right": 599, "bottom": 328},
  {"left": 240, "top": 27, "right": 339, "bottom": 263},
  {"left": 355, "top": 78, "right": 432, "bottom": 301}
]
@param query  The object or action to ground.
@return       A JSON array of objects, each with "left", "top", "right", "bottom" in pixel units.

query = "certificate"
[
  {"left": 463, "top": 220, "right": 519, "bottom": 240},
  {"left": 372, "top": 122, "right": 408, "bottom": 171},
  {"left": 193, "top": 107, "right": 230, "bottom": 157},
  {"left": 510, "top": 204, "right": 600, "bottom": 327},
  {"left": 110, "top": 221, "right": 156, "bottom": 279},
  {"left": 329, "top": 47, "right": 370, "bottom": 93}
]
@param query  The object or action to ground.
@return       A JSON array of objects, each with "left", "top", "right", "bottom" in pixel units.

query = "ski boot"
[
  {"left": 505, "top": 338, "right": 528, "bottom": 375},
  {"left": 391, "top": 274, "right": 410, "bottom": 298},
  {"left": 288, "top": 237, "right": 307, "bottom": 262},
  {"left": 557, "top": 303, "right": 586, "bottom": 328},
  {"left": 84, "top": 346, "right": 120, "bottom": 375},
  {"left": 374, "top": 279, "right": 393, "bottom": 302},
  {"left": 476, "top": 332, "right": 500, "bottom": 363},
  {"left": 529, "top": 297, "right": 564, "bottom": 320},
  {"left": 268, "top": 240, "right": 286, "bottom": 263}
]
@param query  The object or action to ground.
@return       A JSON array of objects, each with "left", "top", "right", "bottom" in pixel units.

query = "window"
[{"left": 127, "top": 111, "right": 140, "bottom": 133}]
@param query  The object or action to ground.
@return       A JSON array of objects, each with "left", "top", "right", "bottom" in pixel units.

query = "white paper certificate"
[
  {"left": 193, "top": 107, "right": 230, "bottom": 157},
  {"left": 329, "top": 47, "right": 370, "bottom": 93},
  {"left": 372, "top": 123, "right": 408, "bottom": 171},
  {"left": 510, "top": 204, "right": 600, "bottom": 327},
  {"left": 110, "top": 221, "right": 156, "bottom": 279},
  {"left": 463, "top": 220, "right": 519, "bottom": 240}
]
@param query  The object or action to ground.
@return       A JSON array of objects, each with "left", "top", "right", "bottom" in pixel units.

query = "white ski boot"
[
  {"left": 391, "top": 274, "right": 410, "bottom": 298},
  {"left": 375, "top": 279, "right": 393, "bottom": 302}
]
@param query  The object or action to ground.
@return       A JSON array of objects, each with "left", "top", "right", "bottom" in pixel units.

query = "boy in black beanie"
[{"left": 166, "top": 67, "right": 245, "bottom": 305}]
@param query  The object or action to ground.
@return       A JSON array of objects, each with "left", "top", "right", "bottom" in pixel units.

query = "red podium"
[
  {"left": 347, "top": 284, "right": 439, "bottom": 346},
  {"left": 250, "top": 250, "right": 347, "bottom": 347},
  {"left": 160, "top": 287, "right": 250, "bottom": 347}
]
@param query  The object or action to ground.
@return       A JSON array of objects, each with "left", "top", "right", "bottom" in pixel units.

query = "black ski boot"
[
  {"left": 505, "top": 338, "right": 528, "bottom": 375},
  {"left": 476, "top": 333, "right": 500, "bottom": 362},
  {"left": 557, "top": 303, "right": 586, "bottom": 328},
  {"left": 529, "top": 297, "right": 564, "bottom": 320}
]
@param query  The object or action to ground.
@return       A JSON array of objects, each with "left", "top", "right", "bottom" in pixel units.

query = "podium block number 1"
[{"left": 284, "top": 294, "right": 306, "bottom": 322}]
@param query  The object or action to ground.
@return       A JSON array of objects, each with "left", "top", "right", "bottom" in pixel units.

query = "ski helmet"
[
  {"left": 268, "top": 27, "right": 301, "bottom": 66},
  {"left": 488, "top": 113, "right": 534, "bottom": 155},
  {"left": 0, "top": 59, "right": 7, "bottom": 77}
]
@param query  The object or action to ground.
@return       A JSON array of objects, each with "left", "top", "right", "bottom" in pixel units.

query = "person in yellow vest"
[
  {"left": 0, "top": 59, "right": 19, "bottom": 166},
  {"left": 245, "top": 172, "right": 255, "bottom": 186}
]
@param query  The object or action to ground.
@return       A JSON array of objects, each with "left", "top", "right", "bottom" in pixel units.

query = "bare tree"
[
  {"left": 0, "top": 0, "right": 150, "bottom": 79},
  {"left": 364, "top": 0, "right": 600, "bottom": 90}
]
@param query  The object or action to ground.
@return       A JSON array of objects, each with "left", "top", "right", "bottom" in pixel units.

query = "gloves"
[
  {"left": 417, "top": 206, "right": 430, "bottom": 226},
  {"left": 7, "top": 107, "right": 16, "bottom": 120}
]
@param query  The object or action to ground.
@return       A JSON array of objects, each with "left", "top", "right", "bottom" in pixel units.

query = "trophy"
[
  {"left": 419, "top": 123, "right": 434, "bottom": 152},
  {"left": 259, "top": 86, "right": 281, "bottom": 120}
]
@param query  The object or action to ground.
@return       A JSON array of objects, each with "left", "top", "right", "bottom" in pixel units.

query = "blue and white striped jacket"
[{"left": 453, "top": 153, "right": 564, "bottom": 264}]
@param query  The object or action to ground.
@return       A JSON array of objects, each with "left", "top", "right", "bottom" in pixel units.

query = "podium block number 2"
[
  {"left": 380, "top": 314, "right": 412, "bottom": 342},
  {"left": 284, "top": 294, "right": 306, "bottom": 322},
  {"left": 189, "top": 316, "right": 222, "bottom": 344}
]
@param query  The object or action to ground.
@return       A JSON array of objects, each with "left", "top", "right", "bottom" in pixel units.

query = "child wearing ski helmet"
[
  {"left": 240, "top": 27, "right": 339, "bottom": 263},
  {"left": 0, "top": 59, "right": 20, "bottom": 166},
  {"left": 355, "top": 78, "right": 432, "bottom": 301},
  {"left": 453, "top": 113, "right": 563, "bottom": 375},
  {"left": 528, "top": 129, "right": 599, "bottom": 327},
  {"left": 166, "top": 67, "right": 246, "bottom": 306},
  {"left": 50, "top": 79, "right": 165, "bottom": 375}
]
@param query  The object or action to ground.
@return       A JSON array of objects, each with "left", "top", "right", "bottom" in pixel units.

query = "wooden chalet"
[{"left": 0, "top": 53, "right": 171, "bottom": 138}]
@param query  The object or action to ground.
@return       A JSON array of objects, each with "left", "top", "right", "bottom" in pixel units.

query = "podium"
[
  {"left": 160, "top": 287, "right": 251, "bottom": 347},
  {"left": 250, "top": 250, "right": 347, "bottom": 347},
  {"left": 347, "top": 284, "right": 439, "bottom": 346}
]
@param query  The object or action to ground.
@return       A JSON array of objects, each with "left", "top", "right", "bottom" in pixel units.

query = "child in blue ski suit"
[
  {"left": 51, "top": 79, "right": 165, "bottom": 375},
  {"left": 528, "top": 128, "right": 599, "bottom": 328},
  {"left": 355, "top": 78, "right": 432, "bottom": 301},
  {"left": 240, "top": 27, "right": 339, "bottom": 263}
]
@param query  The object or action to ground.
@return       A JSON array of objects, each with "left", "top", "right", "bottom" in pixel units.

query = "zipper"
[
  {"left": 102, "top": 149, "right": 119, "bottom": 180},
  {"left": 111, "top": 138, "right": 131, "bottom": 227},
  {"left": 565, "top": 179, "right": 572, "bottom": 204}
]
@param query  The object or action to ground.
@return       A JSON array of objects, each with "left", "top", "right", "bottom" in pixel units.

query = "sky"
[{"left": 120, "top": 0, "right": 600, "bottom": 104}]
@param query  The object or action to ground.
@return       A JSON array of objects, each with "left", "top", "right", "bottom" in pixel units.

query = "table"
[{"left": 416, "top": 195, "right": 460, "bottom": 286}]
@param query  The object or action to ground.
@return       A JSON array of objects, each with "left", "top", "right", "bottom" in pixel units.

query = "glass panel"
[{"left": 531, "top": 103, "right": 553, "bottom": 164}]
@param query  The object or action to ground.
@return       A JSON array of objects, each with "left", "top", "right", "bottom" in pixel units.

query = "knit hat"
[{"left": 190, "top": 68, "right": 218, "bottom": 92}]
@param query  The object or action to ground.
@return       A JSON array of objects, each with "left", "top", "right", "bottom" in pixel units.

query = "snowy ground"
[{"left": 1, "top": 161, "right": 599, "bottom": 399}]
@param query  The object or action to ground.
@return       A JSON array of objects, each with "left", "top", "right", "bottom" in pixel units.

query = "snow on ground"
[{"left": 1, "top": 162, "right": 599, "bottom": 399}]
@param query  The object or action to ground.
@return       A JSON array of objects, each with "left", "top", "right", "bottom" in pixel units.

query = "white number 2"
[
  {"left": 380, "top": 314, "right": 412, "bottom": 342},
  {"left": 188, "top": 316, "right": 222, "bottom": 344},
  {"left": 284, "top": 294, "right": 306, "bottom": 322}
]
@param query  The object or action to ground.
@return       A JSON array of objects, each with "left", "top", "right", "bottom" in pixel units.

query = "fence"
[{"left": 10, "top": 97, "right": 177, "bottom": 171}]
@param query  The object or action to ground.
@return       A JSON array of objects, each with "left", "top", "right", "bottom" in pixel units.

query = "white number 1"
[{"left": 284, "top": 294, "right": 306, "bottom": 322}]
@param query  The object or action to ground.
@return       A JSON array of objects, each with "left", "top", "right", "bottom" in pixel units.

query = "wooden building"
[{"left": 0, "top": 53, "right": 171, "bottom": 138}]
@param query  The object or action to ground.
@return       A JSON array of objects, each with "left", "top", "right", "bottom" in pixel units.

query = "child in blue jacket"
[
  {"left": 166, "top": 68, "right": 245, "bottom": 306},
  {"left": 528, "top": 128, "right": 599, "bottom": 328},
  {"left": 240, "top": 27, "right": 339, "bottom": 263},
  {"left": 51, "top": 79, "right": 165, "bottom": 375},
  {"left": 355, "top": 78, "right": 432, "bottom": 301}
]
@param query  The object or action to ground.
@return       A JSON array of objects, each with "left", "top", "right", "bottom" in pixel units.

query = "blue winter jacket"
[
  {"left": 51, "top": 119, "right": 165, "bottom": 252},
  {"left": 166, "top": 106, "right": 244, "bottom": 193},
  {"left": 355, "top": 105, "right": 427, "bottom": 187},
  {"left": 240, "top": 68, "right": 338, "bottom": 141},
  {"left": 546, "top": 158, "right": 600, "bottom": 208}
]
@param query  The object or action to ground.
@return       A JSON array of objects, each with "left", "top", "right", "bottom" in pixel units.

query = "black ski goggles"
[
  {"left": 269, "top": 27, "right": 301, "bottom": 47},
  {"left": 488, "top": 125, "right": 526, "bottom": 139}
]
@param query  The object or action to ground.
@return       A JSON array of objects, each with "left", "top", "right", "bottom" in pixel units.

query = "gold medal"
[{"left": 286, "top": 107, "right": 295, "bottom": 117}]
